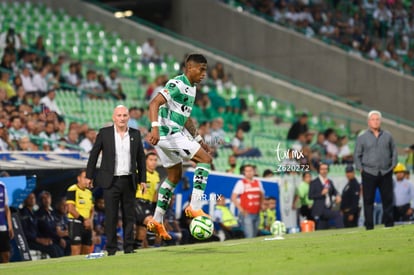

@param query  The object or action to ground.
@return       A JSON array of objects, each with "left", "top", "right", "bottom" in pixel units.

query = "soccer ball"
[
  {"left": 270, "top": 221, "right": 286, "bottom": 236},
  {"left": 189, "top": 216, "right": 214, "bottom": 240}
]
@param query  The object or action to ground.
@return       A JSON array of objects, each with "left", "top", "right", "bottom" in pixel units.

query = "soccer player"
[
  {"left": 147, "top": 54, "right": 212, "bottom": 240},
  {"left": 135, "top": 152, "right": 161, "bottom": 248},
  {"left": 66, "top": 169, "right": 94, "bottom": 255}
]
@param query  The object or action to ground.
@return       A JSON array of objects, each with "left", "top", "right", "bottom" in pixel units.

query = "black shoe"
[{"left": 107, "top": 251, "right": 116, "bottom": 256}]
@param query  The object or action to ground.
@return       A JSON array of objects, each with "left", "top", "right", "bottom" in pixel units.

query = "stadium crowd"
[{"left": 231, "top": 0, "right": 414, "bottom": 74}]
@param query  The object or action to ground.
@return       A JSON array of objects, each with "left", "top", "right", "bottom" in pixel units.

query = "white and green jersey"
[{"left": 157, "top": 74, "right": 196, "bottom": 137}]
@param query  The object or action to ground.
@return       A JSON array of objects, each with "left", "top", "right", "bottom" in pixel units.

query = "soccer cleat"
[
  {"left": 184, "top": 205, "right": 211, "bottom": 219},
  {"left": 146, "top": 218, "right": 172, "bottom": 240}
]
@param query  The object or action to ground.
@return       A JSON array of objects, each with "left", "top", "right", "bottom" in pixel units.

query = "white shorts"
[{"left": 155, "top": 132, "right": 201, "bottom": 168}]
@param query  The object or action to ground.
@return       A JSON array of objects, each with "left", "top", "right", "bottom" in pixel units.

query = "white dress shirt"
[{"left": 114, "top": 126, "right": 131, "bottom": 176}]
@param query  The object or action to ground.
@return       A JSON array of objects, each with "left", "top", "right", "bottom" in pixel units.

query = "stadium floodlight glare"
[
  {"left": 114, "top": 11, "right": 123, "bottom": 18},
  {"left": 124, "top": 10, "right": 133, "bottom": 17},
  {"left": 114, "top": 10, "right": 133, "bottom": 18}
]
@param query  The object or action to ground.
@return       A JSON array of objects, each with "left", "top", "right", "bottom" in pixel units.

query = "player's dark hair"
[{"left": 185, "top": 54, "right": 207, "bottom": 64}]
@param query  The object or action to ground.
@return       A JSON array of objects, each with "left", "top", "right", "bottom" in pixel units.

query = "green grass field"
[{"left": 1, "top": 225, "right": 414, "bottom": 275}]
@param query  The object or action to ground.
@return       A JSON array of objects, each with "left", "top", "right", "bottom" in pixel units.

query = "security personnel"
[
  {"left": 393, "top": 163, "right": 414, "bottom": 222},
  {"left": 66, "top": 169, "right": 94, "bottom": 255},
  {"left": 340, "top": 165, "right": 361, "bottom": 228}
]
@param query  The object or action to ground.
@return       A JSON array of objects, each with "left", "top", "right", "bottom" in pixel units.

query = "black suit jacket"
[
  {"left": 308, "top": 177, "right": 339, "bottom": 217},
  {"left": 86, "top": 126, "right": 146, "bottom": 190}
]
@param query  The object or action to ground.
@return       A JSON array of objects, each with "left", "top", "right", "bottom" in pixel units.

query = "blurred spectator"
[
  {"left": 17, "top": 135, "right": 38, "bottom": 151},
  {"left": 0, "top": 71, "right": 15, "bottom": 99},
  {"left": 338, "top": 135, "right": 353, "bottom": 164},
  {"left": 105, "top": 69, "right": 125, "bottom": 100},
  {"left": 79, "top": 128, "right": 96, "bottom": 153},
  {"left": 231, "top": 128, "right": 262, "bottom": 158},
  {"left": 225, "top": 154, "right": 240, "bottom": 174},
  {"left": 405, "top": 144, "right": 414, "bottom": 173},
  {"left": 135, "top": 152, "right": 160, "bottom": 249},
  {"left": 213, "top": 195, "right": 244, "bottom": 241},
  {"left": 92, "top": 197, "right": 106, "bottom": 252},
  {"left": 0, "top": 123, "right": 14, "bottom": 150},
  {"left": 146, "top": 74, "right": 168, "bottom": 102},
  {"left": 31, "top": 92, "right": 43, "bottom": 113},
  {"left": 0, "top": 27, "right": 21, "bottom": 54},
  {"left": 262, "top": 169, "right": 274, "bottom": 178},
  {"left": 340, "top": 165, "right": 361, "bottom": 228},
  {"left": 64, "top": 62, "right": 81, "bottom": 88},
  {"left": 9, "top": 85, "right": 28, "bottom": 107},
  {"left": 19, "top": 193, "right": 62, "bottom": 258},
  {"left": 141, "top": 38, "right": 162, "bottom": 64},
  {"left": 38, "top": 121, "right": 59, "bottom": 150},
  {"left": 31, "top": 35, "right": 47, "bottom": 56},
  {"left": 80, "top": 70, "right": 103, "bottom": 98},
  {"left": 54, "top": 138, "right": 71, "bottom": 153},
  {"left": 292, "top": 171, "right": 313, "bottom": 221},
  {"left": 373, "top": 1, "right": 392, "bottom": 38},
  {"left": 0, "top": 179, "right": 13, "bottom": 264},
  {"left": 53, "top": 197, "right": 71, "bottom": 256},
  {"left": 40, "top": 89, "right": 62, "bottom": 115},
  {"left": 65, "top": 128, "right": 80, "bottom": 150},
  {"left": 36, "top": 191, "right": 67, "bottom": 257},
  {"left": 258, "top": 197, "right": 276, "bottom": 236},
  {"left": 393, "top": 163, "right": 414, "bottom": 222},
  {"left": 20, "top": 64, "right": 37, "bottom": 94},
  {"left": 231, "top": 164, "right": 264, "bottom": 238},
  {"left": 198, "top": 121, "right": 217, "bottom": 158},
  {"left": 323, "top": 128, "right": 339, "bottom": 164},
  {"left": 309, "top": 163, "right": 343, "bottom": 230},
  {"left": 127, "top": 106, "right": 140, "bottom": 130},
  {"left": 8, "top": 116, "right": 28, "bottom": 142},
  {"left": 210, "top": 117, "right": 227, "bottom": 148},
  {"left": 0, "top": 51, "right": 18, "bottom": 74},
  {"left": 287, "top": 113, "right": 308, "bottom": 141},
  {"left": 33, "top": 65, "right": 50, "bottom": 93}
]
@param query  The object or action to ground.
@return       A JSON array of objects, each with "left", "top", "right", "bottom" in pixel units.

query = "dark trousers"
[
  {"left": 315, "top": 208, "right": 344, "bottom": 230},
  {"left": 361, "top": 171, "right": 394, "bottom": 229},
  {"left": 343, "top": 210, "right": 360, "bottom": 228},
  {"left": 299, "top": 205, "right": 313, "bottom": 221},
  {"left": 394, "top": 203, "right": 411, "bottom": 222},
  {"left": 28, "top": 241, "right": 63, "bottom": 258},
  {"left": 103, "top": 176, "right": 136, "bottom": 253}
]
